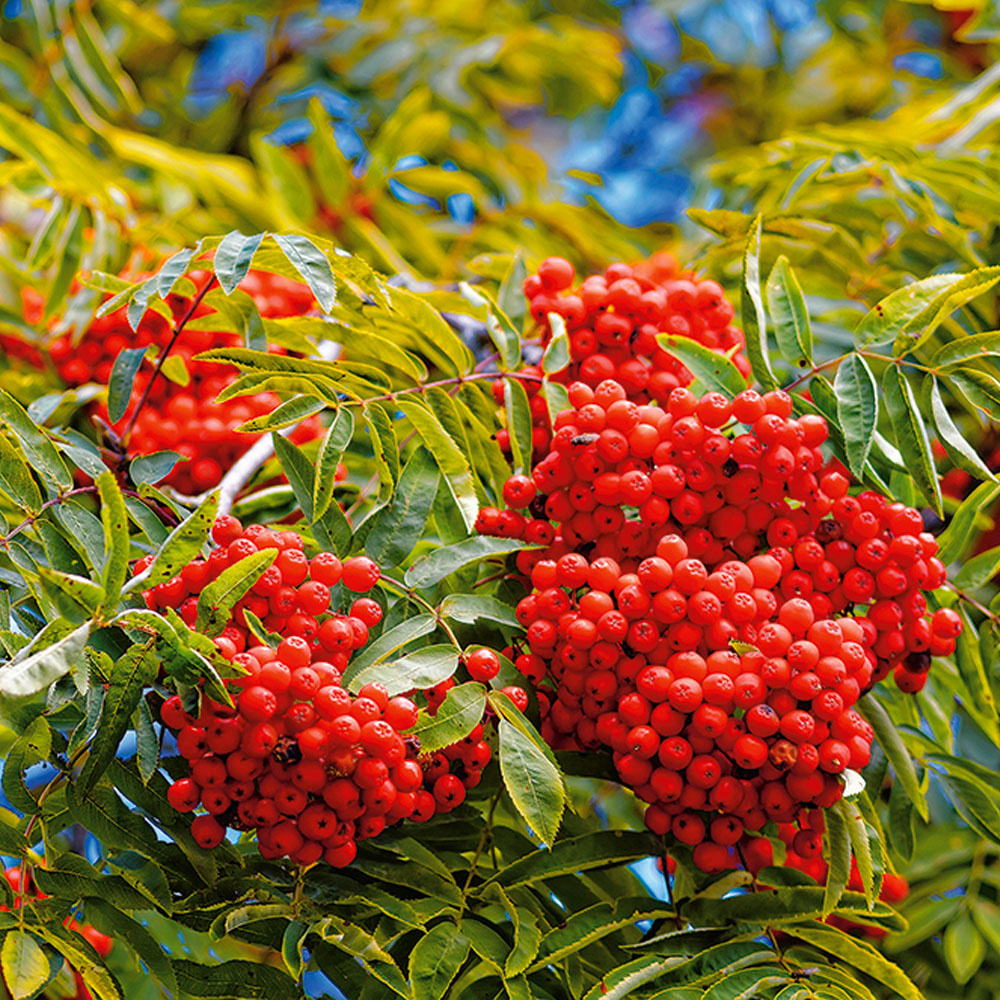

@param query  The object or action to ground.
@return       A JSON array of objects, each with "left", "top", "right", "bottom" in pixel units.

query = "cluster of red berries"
[
  {"left": 2, "top": 867, "right": 112, "bottom": 1000},
  {"left": 143, "top": 516, "right": 518, "bottom": 867},
  {"left": 477, "top": 378, "right": 959, "bottom": 871},
  {"left": 45, "top": 269, "right": 322, "bottom": 493},
  {"left": 492, "top": 253, "right": 750, "bottom": 461}
]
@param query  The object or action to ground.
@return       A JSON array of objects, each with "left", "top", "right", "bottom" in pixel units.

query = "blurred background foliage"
[{"left": 3, "top": 1, "right": 1000, "bottom": 998}]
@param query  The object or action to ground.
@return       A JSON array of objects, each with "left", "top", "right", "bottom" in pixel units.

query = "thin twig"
[{"left": 121, "top": 274, "right": 218, "bottom": 444}]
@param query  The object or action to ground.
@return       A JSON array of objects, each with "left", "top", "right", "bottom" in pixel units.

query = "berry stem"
[
  {"left": 121, "top": 274, "right": 218, "bottom": 445},
  {"left": 378, "top": 575, "right": 463, "bottom": 654}
]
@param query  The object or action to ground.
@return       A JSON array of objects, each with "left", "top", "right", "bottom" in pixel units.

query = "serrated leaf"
[
  {"left": 196, "top": 549, "right": 276, "bottom": 636},
  {"left": 855, "top": 273, "right": 972, "bottom": 348},
  {"left": 398, "top": 397, "right": 478, "bottom": 532},
  {"left": 410, "top": 682, "right": 486, "bottom": 753},
  {"left": 342, "top": 614, "right": 437, "bottom": 684},
  {"left": 943, "top": 913, "right": 985, "bottom": 985},
  {"left": 766, "top": 256, "right": 812, "bottom": 369},
  {"left": 937, "top": 480, "right": 1000, "bottom": 564},
  {"left": 0, "top": 435, "right": 42, "bottom": 510},
  {"left": 134, "top": 696, "right": 159, "bottom": 783},
  {"left": 172, "top": 958, "right": 299, "bottom": 1000},
  {"left": 78, "top": 640, "right": 157, "bottom": 794},
  {"left": 859, "top": 694, "right": 928, "bottom": 821},
  {"left": 130, "top": 451, "right": 183, "bottom": 487},
  {"left": 740, "top": 214, "right": 777, "bottom": 389},
  {"left": 107, "top": 347, "right": 148, "bottom": 424},
  {"left": 882, "top": 366, "right": 942, "bottom": 515},
  {"left": 405, "top": 536, "right": 525, "bottom": 589},
  {"left": 348, "top": 644, "right": 457, "bottom": 698},
  {"left": 484, "top": 830, "right": 656, "bottom": 890},
  {"left": 656, "top": 334, "right": 746, "bottom": 397},
  {"left": 701, "top": 968, "right": 789, "bottom": 1000},
  {"left": 2, "top": 931, "right": 49, "bottom": 1000},
  {"left": 135, "top": 492, "right": 218, "bottom": 591},
  {"left": 542, "top": 312, "right": 570, "bottom": 374},
  {"left": 439, "top": 594, "right": 518, "bottom": 627},
  {"left": 313, "top": 408, "right": 355, "bottom": 519},
  {"left": 505, "top": 909, "right": 542, "bottom": 978},
  {"left": 0, "top": 389, "right": 72, "bottom": 490},
  {"left": 237, "top": 395, "right": 326, "bottom": 433},
  {"left": 272, "top": 234, "right": 334, "bottom": 312},
  {"left": 953, "top": 546, "right": 1000, "bottom": 589},
  {"left": 0, "top": 623, "right": 90, "bottom": 698},
  {"left": 896, "top": 266, "right": 1000, "bottom": 354},
  {"left": 365, "top": 447, "right": 439, "bottom": 568},
  {"left": 823, "top": 804, "right": 850, "bottom": 916},
  {"left": 840, "top": 799, "right": 875, "bottom": 908},
  {"left": 928, "top": 377, "right": 996, "bottom": 481},
  {"left": 503, "top": 376, "right": 533, "bottom": 475},
  {"left": 498, "top": 718, "right": 565, "bottom": 846},
  {"left": 788, "top": 926, "right": 921, "bottom": 1000},
  {"left": 834, "top": 353, "right": 878, "bottom": 478},
  {"left": 409, "top": 924, "right": 469, "bottom": 1000},
  {"left": 86, "top": 898, "right": 177, "bottom": 996},
  {"left": 96, "top": 471, "right": 129, "bottom": 616}
]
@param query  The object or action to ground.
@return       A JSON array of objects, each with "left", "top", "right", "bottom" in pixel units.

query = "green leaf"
[
  {"left": 237, "top": 395, "right": 326, "bottom": 433},
  {"left": 107, "top": 347, "right": 148, "bottom": 424},
  {"left": 821, "top": 802, "right": 850, "bottom": 918},
  {"left": 943, "top": 913, "right": 985, "bottom": 985},
  {"left": 542, "top": 312, "right": 570, "bottom": 374},
  {"left": 834, "top": 353, "right": 878, "bottom": 478},
  {"left": 485, "top": 830, "right": 656, "bottom": 890},
  {"left": 928, "top": 377, "right": 996, "bottom": 481},
  {"left": 2, "top": 931, "right": 49, "bottom": 1000},
  {"left": 0, "top": 389, "right": 72, "bottom": 490},
  {"left": 364, "top": 403, "right": 400, "bottom": 501},
  {"left": 933, "top": 330, "right": 1000, "bottom": 369},
  {"left": 790, "top": 925, "right": 921, "bottom": 1000},
  {"left": 342, "top": 614, "right": 437, "bottom": 684},
  {"left": 740, "top": 214, "right": 777, "bottom": 389},
  {"left": 701, "top": 968, "right": 789, "bottom": 1000},
  {"left": 196, "top": 549, "right": 276, "bottom": 635},
  {"left": 971, "top": 899, "right": 1000, "bottom": 955},
  {"left": 505, "top": 909, "right": 541, "bottom": 978},
  {"left": 0, "top": 623, "right": 90, "bottom": 698},
  {"left": 656, "top": 335, "right": 746, "bottom": 397},
  {"left": 347, "top": 644, "right": 457, "bottom": 698},
  {"left": 460, "top": 282, "right": 520, "bottom": 370},
  {"left": 85, "top": 898, "right": 177, "bottom": 996},
  {"left": 130, "top": 451, "right": 183, "bottom": 487},
  {"left": 953, "top": 546, "right": 1000, "bottom": 590},
  {"left": 410, "top": 682, "right": 486, "bottom": 753},
  {"left": 855, "top": 273, "right": 979, "bottom": 348},
  {"left": 136, "top": 492, "right": 218, "bottom": 591},
  {"left": 365, "top": 447, "right": 439, "bottom": 568},
  {"left": 840, "top": 799, "right": 875, "bottom": 908},
  {"left": 172, "top": 958, "right": 300, "bottom": 1000},
  {"left": 272, "top": 234, "right": 335, "bottom": 312},
  {"left": 765, "top": 256, "right": 812, "bottom": 369},
  {"left": 409, "top": 924, "right": 470, "bottom": 1000},
  {"left": 405, "top": 536, "right": 525, "bottom": 589},
  {"left": 504, "top": 377, "right": 533, "bottom": 476},
  {"left": 3, "top": 716, "right": 51, "bottom": 813},
  {"left": 498, "top": 717, "right": 565, "bottom": 846},
  {"left": 96, "top": 471, "right": 129, "bottom": 616},
  {"left": 398, "top": 397, "right": 478, "bottom": 532},
  {"left": 882, "top": 366, "right": 942, "bottom": 516},
  {"left": 896, "top": 266, "right": 1000, "bottom": 354},
  {"left": 77, "top": 640, "right": 157, "bottom": 794},
  {"left": 313, "top": 408, "right": 355, "bottom": 520},
  {"left": 937, "top": 480, "right": 1000, "bottom": 564},
  {"left": 0, "top": 435, "right": 42, "bottom": 510},
  {"left": 439, "top": 594, "right": 518, "bottom": 628},
  {"left": 134, "top": 696, "right": 158, "bottom": 783},
  {"left": 859, "top": 694, "right": 928, "bottom": 821}
]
